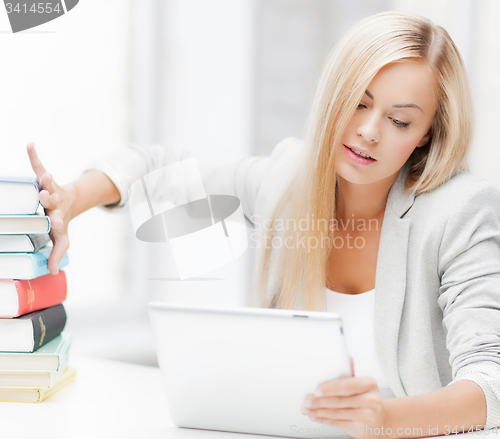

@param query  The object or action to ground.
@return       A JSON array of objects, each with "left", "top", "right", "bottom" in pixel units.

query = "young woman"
[{"left": 27, "top": 11, "right": 500, "bottom": 439}]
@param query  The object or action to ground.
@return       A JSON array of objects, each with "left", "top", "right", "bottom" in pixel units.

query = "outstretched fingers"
[
  {"left": 40, "top": 172, "right": 57, "bottom": 193},
  {"left": 26, "top": 142, "right": 47, "bottom": 181},
  {"left": 26, "top": 143, "right": 59, "bottom": 197},
  {"left": 38, "top": 168, "right": 63, "bottom": 211},
  {"left": 26, "top": 142, "right": 70, "bottom": 275}
]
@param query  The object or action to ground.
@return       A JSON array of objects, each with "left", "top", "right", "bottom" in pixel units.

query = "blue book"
[
  {"left": 0, "top": 246, "right": 68, "bottom": 280},
  {"left": 0, "top": 177, "right": 40, "bottom": 215}
]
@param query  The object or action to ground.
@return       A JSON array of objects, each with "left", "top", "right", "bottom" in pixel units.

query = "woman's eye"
[
  {"left": 390, "top": 117, "right": 409, "bottom": 129},
  {"left": 357, "top": 103, "right": 366, "bottom": 109}
]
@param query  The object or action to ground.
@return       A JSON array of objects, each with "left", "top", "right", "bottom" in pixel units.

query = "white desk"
[
  {"left": 1, "top": 355, "right": 490, "bottom": 439},
  {"left": 2, "top": 354, "right": 222, "bottom": 439}
]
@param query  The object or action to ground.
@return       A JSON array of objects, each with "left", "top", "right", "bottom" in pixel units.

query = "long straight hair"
[{"left": 250, "top": 11, "right": 474, "bottom": 311}]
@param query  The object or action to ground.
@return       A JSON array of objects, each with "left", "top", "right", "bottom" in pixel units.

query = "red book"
[{"left": 0, "top": 271, "right": 67, "bottom": 318}]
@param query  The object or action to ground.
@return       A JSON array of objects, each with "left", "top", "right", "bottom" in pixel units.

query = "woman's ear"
[{"left": 416, "top": 127, "right": 433, "bottom": 147}]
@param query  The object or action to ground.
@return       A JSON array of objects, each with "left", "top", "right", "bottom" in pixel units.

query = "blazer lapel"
[{"left": 374, "top": 162, "right": 415, "bottom": 397}]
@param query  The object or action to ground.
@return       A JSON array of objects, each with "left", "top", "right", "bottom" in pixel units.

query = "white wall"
[
  {"left": 466, "top": 0, "right": 500, "bottom": 184},
  {"left": 129, "top": 0, "right": 257, "bottom": 316},
  {"left": 0, "top": 0, "right": 133, "bottom": 343}
]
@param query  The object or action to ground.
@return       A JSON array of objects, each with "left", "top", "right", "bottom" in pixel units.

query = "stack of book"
[{"left": 0, "top": 177, "right": 75, "bottom": 402}]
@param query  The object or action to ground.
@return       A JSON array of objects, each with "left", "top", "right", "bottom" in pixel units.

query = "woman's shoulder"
[
  {"left": 424, "top": 169, "right": 500, "bottom": 202},
  {"left": 412, "top": 168, "right": 500, "bottom": 222},
  {"left": 251, "top": 137, "right": 305, "bottom": 218},
  {"left": 445, "top": 168, "right": 498, "bottom": 191},
  {"left": 267, "top": 136, "right": 305, "bottom": 163},
  {"left": 260, "top": 136, "right": 306, "bottom": 184}
]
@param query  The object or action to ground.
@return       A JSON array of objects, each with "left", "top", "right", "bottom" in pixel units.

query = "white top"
[{"left": 326, "top": 287, "right": 396, "bottom": 399}]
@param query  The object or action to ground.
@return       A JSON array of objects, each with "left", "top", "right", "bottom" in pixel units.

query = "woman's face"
[{"left": 337, "top": 61, "right": 438, "bottom": 185}]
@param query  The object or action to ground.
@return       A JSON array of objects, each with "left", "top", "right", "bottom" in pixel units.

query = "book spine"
[
  {"left": 55, "top": 334, "right": 72, "bottom": 370},
  {"left": 31, "top": 251, "right": 49, "bottom": 278},
  {"left": 31, "top": 304, "right": 67, "bottom": 352},
  {"left": 12, "top": 271, "right": 67, "bottom": 318},
  {"left": 28, "top": 234, "right": 50, "bottom": 252},
  {"left": 29, "top": 181, "right": 40, "bottom": 214},
  {"left": 31, "top": 250, "right": 69, "bottom": 278}
]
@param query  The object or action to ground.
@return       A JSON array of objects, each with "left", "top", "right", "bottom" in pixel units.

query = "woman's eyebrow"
[
  {"left": 393, "top": 103, "right": 424, "bottom": 113},
  {"left": 365, "top": 89, "right": 424, "bottom": 113}
]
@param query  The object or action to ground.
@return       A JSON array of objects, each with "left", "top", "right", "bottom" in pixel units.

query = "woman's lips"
[{"left": 343, "top": 144, "right": 377, "bottom": 165}]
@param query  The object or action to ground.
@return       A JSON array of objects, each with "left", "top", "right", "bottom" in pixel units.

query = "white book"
[
  {"left": 0, "top": 355, "right": 69, "bottom": 388},
  {"left": 0, "top": 367, "right": 76, "bottom": 402},
  {"left": 0, "top": 233, "right": 50, "bottom": 253},
  {"left": 0, "top": 178, "right": 40, "bottom": 215},
  {"left": 0, "top": 214, "right": 50, "bottom": 234}
]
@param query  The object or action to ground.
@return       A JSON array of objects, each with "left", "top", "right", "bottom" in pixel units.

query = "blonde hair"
[{"left": 250, "top": 11, "right": 474, "bottom": 311}]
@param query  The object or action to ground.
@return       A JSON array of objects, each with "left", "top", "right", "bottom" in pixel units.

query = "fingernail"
[
  {"left": 314, "top": 389, "right": 323, "bottom": 397},
  {"left": 301, "top": 399, "right": 312, "bottom": 414},
  {"left": 308, "top": 413, "right": 317, "bottom": 421}
]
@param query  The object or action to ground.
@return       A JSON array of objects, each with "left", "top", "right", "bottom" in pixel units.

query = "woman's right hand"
[{"left": 27, "top": 142, "right": 76, "bottom": 275}]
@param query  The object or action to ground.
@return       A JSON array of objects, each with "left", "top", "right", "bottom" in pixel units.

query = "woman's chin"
[{"left": 336, "top": 165, "right": 377, "bottom": 185}]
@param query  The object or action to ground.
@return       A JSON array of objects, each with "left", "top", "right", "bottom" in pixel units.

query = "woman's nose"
[{"left": 356, "top": 114, "right": 380, "bottom": 144}]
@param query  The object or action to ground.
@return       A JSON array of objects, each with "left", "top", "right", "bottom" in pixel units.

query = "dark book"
[{"left": 0, "top": 304, "right": 67, "bottom": 353}]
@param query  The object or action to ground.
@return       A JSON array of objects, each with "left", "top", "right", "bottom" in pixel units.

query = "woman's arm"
[
  {"left": 27, "top": 143, "right": 121, "bottom": 274},
  {"left": 384, "top": 379, "right": 486, "bottom": 438},
  {"left": 28, "top": 137, "right": 303, "bottom": 273},
  {"left": 66, "top": 169, "right": 121, "bottom": 216},
  {"left": 303, "top": 376, "right": 486, "bottom": 439}
]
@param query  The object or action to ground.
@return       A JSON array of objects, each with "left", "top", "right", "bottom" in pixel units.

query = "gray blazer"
[{"left": 91, "top": 136, "right": 500, "bottom": 429}]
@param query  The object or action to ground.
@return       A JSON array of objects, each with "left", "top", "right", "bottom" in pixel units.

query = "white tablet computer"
[{"left": 148, "top": 302, "right": 352, "bottom": 439}]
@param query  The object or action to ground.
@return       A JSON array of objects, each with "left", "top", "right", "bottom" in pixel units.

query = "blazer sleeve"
[
  {"left": 83, "top": 137, "right": 298, "bottom": 226},
  {"left": 437, "top": 179, "right": 500, "bottom": 429}
]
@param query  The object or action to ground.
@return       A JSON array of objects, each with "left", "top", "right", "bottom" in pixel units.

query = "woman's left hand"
[{"left": 301, "top": 376, "right": 392, "bottom": 439}]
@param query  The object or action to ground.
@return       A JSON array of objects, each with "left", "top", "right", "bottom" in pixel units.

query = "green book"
[{"left": 0, "top": 333, "right": 71, "bottom": 372}]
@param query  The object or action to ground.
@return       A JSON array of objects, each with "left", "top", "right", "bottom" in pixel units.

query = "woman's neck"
[{"left": 335, "top": 171, "right": 398, "bottom": 222}]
